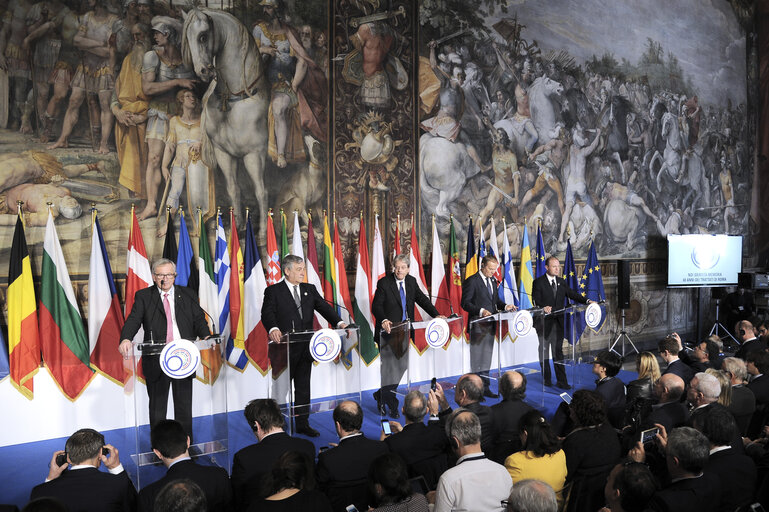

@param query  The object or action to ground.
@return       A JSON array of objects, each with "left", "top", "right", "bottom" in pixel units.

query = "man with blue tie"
[
  {"left": 372, "top": 254, "right": 441, "bottom": 417},
  {"left": 461, "top": 255, "right": 517, "bottom": 398}
]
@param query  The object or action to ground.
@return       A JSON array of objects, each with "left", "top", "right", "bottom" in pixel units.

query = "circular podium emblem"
[
  {"left": 512, "top": 310, "right": 534, "bottom": 337},
  {"left": 160, "top": 339, "right": 201, "bottom": 379},
  {"left": 585, "top": 303, "right": 603, "bottom": 329},
  {"left": 425, "top": 318, "right": 450, "bottom": 349},
  {"left": 310, "top": 328, "right": 342, "bottom": 363}
]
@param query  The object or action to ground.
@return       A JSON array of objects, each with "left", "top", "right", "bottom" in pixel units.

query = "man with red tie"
[{"left": 119, "top": 258, "right": 210, "bottom": 439}]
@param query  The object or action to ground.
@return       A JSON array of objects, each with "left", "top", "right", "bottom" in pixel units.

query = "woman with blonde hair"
[
  {"left": 626, "top": 352, "right": 660, "bottom": 402},
  {"left": 705, "top": 368, "right": 732, "bottom": 407}
]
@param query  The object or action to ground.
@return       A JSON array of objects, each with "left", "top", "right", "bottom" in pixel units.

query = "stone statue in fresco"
[{"left": 0, "top": 0, "right": 33, "bottom": 132}]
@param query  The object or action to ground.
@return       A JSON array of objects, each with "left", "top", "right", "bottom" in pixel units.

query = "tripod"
[
  {"left": 708, "top": 298, "right": 739, "bottom": 349},
  {"left": 609, "top": 308, "right": 638, "bottom": 357}
]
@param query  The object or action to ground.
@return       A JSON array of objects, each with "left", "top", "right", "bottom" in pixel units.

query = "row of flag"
[{"left": 1, "top": 207, "right": 605, "bottom": 402}]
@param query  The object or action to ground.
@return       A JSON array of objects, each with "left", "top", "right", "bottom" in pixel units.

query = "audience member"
[
  {"left": 231, "top": 399, "right": 316, "bottom": 509},
  {"left": 626, "top": 352, "right": 659, "bottom": 403},
  {"left": 645, "top": 373, "right": 687, "bottom": 432},
  {"left": 383, "top": 389, "right": 448, "bottom": 490},
  {"left": 430, "top": 410, "right": 512, "bottom": 512},
  {"left": 600, "top": 462, "right": 657, "bottom": 512},
  {"left": 154, "top": 480, "right": 207, "bottom": 512},
  {"left": 138, "top": 420, "right": 231, "bottom": 512},
  {"left": 20, "top": 498, "right": 66, "bottom": 512},
  {"left": 722, "top": 356, "right": 757, "bottom": 435},
  {"left": 703, "top": 368, "right": 731, "bottom": 407},
  {"left": 317, "top": 401, "right": 389, "bottom": 512},
  {"left": 491, "top": 371, "right": 535, "bottom": 463},
  {"left": 736, "top": 320, "right": 765, "bottom": 360},
  {"left": 686, "top": 372, "right": 720, "bottom": 412},
  {"left": 248, "top": 451, "right": 331, "bottom": 512},
  {"left": 690, "top": 404, "right": 756, "bottom": 510},
  {"left": 561, "top": 390, "right": 621, "bottom": 512},
  {"left": 504, "top": 411, "right": 566, "bottom": 510},
  {"left": 592, "top": 350, "right": 626, "bottom": 427},
  {"left": 29, "top": 428, "right": 137, "bottom": 512},
  {"left": 430, "top": 374, "right": 496, "bottom": 456},
  {"left": 659, "top": 335, "right": 694, "bottom": 386},
  {"left": 746, "top": 350, "right": 769, "bottom": 437},
  {"left": 685, "top": 339, "right": 721, "bottom": 372},
  {"left": 367, "top": 453, "right": 429, "bottom": 512},
  {"left": 505, "top": 480, "right": 558, "bottom": 512}
]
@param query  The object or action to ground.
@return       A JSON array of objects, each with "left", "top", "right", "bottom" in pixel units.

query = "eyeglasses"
[{"left": 154, "top": 273, "right": 176, "bottom": 278}]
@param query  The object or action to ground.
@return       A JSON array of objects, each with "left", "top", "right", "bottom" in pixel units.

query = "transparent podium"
[
  {"left": 269, "top": 327, "right": 361, "bottom": 433},
  {"left": 549, "top": 303, "right": 592, "bottom": 394},
  {"left": 125, "top": 336, "right": 228, "bottom": 489}
]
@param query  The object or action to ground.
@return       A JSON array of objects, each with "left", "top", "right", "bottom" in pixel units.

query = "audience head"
[
  {"left": 402, "top": 389, "right": 428, "bottom": 424},
  {"left": 517, "top": 410, "right": 560, "bottom": 457},
  {"left": 657, "top": 336, "right": 680, "bottom": 362},
  {"left": 368, "top": 453, "right": 412, "bottom": 506},
  {"left": 604, "top": 462, "right": 658, "bottom": 512},
  {"left": 455, "top": 373, "right": 484, "bottom": 406},
  {"left": 665, "top": 427, "right": 710, "bottom": 477},
  {"left": 737, "top": 319, "right": 755, "bottom": 341},
  {"left": 746, "top": 350, "right": 769, "bottom": 376},
  {"left": 757, "top": 318, "right": 769, "bottom": 339},
  {"left": 687, "top": 372, "right": 721, "bottom": 408},
  {"left": 592, "top": 350, "right": 622, "bottom": 378},
  {"left": 569, "top": 390, "right": 607, "bottom": 427},
  {"left": 704, "top": 368, "right": 731, "bottom": 406},
  {"left": 333, "top": 400, "right": 363, "bottom": 436},
  {"left": 722, "top": 357, "right": 748, "bottom": 385},
  {"left": 64, "top": 428, "right": 106, "bottom": 466},
  {"left": 266, "top": 450, "right": 316, "bottom": 494},
  {"left": 151, "top": 420, "right": 189, "bottom": 461},
  {"left": 693, "top": 339, "right": 720, "bottom": 366},
  {"left": 154, "top": 479, "right": 207, "bottom": 512},
  {"left": 706, "top": 334, "right": 724, "bottom": 353},
  {"left": 654, "top": 373, "right": 684, "bottom": 402},
  {"left": 22, "top": 498, "right": 68, "bottom": 512},
  {"left": 636, "top": 352, "right": 661, "bottom": 382},
  {"left": 500, "top": 371, "right": 527, "bottom": 401},
  {"left": 244, "top": 398, "right": 285, "bottom": 438},
  {"left": 445, "top": 409, "right": 481, "bottom": 453},
  {"left": 690, "top": 403, "right": 736, "bottom": 448},
  {"left": 505, "top": 479, "right": 558, "bottom": 512}
]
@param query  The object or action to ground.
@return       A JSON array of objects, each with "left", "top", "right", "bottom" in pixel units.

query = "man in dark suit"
[
  {"left": 317, "top": 401, "right": 389, "bottom": 512},
  {"left": 490, "top": 370, "right": 534, "bottom": 463},
  {"left": 231, "top": 398, "right": 316, "bottom": 509},
  {"left": 658, "top": 335, "right": 695, "bottom": 387},
  {"left": 138, "top": 420, "right": 231, "bottom": 512},
  {"left": 531, "top": 255, "right": 590, "bottom": 389},
  {"left": 461, "top": 254, "right": 517, "bottom": 396},
  {"left": 262, "top": 255, "right": 347, "bottom": 437},
  {"left": 120, "top": 258, "right": 212, "bottom": 439},
  {"left": 746, "top": 350, "right": 769, "bottom": 437},
  {"left": 645, "top": 373, "right": 688, "bottom": 432},
  {"left": 736, "top": 320, "right": 767, "bottom": 360},
  {"left": 383, "top": 389, "right": 449, "bottom": 489},
  {"left": 30, "top": 428, "right": 137, "bottom": 511},
  {"left": 372, "top": 254, "right": 442, "bottom": 417}
]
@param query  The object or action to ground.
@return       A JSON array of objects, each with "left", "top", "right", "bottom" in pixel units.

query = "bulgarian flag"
[
  {"left": 408, "top": 217, "right": 432, "bottom": 353},
  {"left": 40, "top": 210, "right": 94, "bottom": 401},
  {"left": 266, "top": 211, "right": 281, "bottom": 285},
  {"left": 197, "top": 210, "right": 222, "bottom": 384},
  {"left": 7, "top": 212, "right": 40, "bottom": 399},
  {"left": 353, "top": 215, "right": 376, "bottom": 364},
  {"left": 228, "top": 210, "right": 247, "bottom": 371},
  {"left": 88, "top": 211, "right": 125, "bottom": 385}
]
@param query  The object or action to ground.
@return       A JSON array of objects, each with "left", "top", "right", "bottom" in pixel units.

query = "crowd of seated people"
[{"left": 14, "top": 317, "right": 769, "bottom": 512}]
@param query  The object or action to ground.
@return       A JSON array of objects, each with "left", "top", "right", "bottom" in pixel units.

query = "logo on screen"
[{"left": 690, "top": 245, "right": 720, "bottom": 270}]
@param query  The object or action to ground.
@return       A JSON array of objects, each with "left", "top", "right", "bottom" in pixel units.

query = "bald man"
[
  {"left": 432, "top": 374, "right": 496, "bottom": 456},
  {"left": 491, "top": 371, "right": 534, "bottom": 463},
  {"left": 645, "top": 373, "right": 688, "bottom": 432}
]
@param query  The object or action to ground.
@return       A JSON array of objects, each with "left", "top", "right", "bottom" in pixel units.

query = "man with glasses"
[{"left": 120, "top": 258, "right": 211, "bottom": 439}]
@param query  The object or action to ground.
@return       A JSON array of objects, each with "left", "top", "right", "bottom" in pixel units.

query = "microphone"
[
  {"left": 430, "top": 294, "right": 459, "bottom": 318},
  {"left": 319, "top": 297, "right": 359, "bottom": 329}
]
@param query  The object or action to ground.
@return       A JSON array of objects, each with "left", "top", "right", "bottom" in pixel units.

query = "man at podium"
[
  {"left": 262, "top": 254, "right": 347, "bottom": 437},
  {"left": 119, "top": 258, "right": 211, "bottom": 440}
]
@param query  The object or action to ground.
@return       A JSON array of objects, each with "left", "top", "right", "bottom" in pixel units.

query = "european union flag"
[
  {"left": 582, "top": 239, "right": 606, "bottom": 332},
  {"left": 535, "top": 225, "right": 546, "bottom": 278},
  {"left": 563, "top": 240, "right": 585, "bottom": 344}
]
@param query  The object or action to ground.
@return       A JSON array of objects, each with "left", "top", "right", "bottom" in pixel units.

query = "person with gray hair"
[
  {"left": 372, "top": 253, "right": 442, "bottom": 417},
  {"left": 722, "top": 357, "right": 756, "bottom": 435},
  {"left": 154, "top": 479, "right": 207, "bottom": 512},
  {"left": 120, "top": 258, "right": 211, "bottom": 439},
  {"left": 430, "top": 410, "right": 512, "bottom": 512},
  {"left": 686, "top": 372, "right": 721, "bottom": 411},
  {"left": 505, "top": 479, "right": 557, "bottom": 512}
]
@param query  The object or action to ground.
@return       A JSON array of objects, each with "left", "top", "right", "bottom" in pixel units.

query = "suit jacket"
[
  {"left": 262, "top": 281, "right": 342, "bottom": 336},
  {"left": 562, "top": 423, "right": 621, "bottom": 482},
  {"left": 649, "top": 471, "right": 722, "bottom": 512},
  {"left": 595, "top": 377, "right": 626, "bottom": 410},
  {"left": 662, "top": 359, "right": 695, "bottom": 387},
  {"left": 748, "top": 373, "right": 769, "bottom": 406},
  {"left": 371, "top": 273, "right": 440, "bottom": 341},
  {"left": 439, "top": 402, "right": 496, "bottom": 456},
  {"left": 531, "top": 274, "right": 587, "bottom": 330},
  {"left": 490, "top": 399, "right": 534, "bottom": 463},
  {"left": 735, "top": 337, "right": 766, "bottom": 360},
  {"left": 30, "top": 467, "right": 137, "bottom": 512},
  {"left": 461, "top": 272, "right": 508, "bottom": 323},
  {"left": 138, "top": 459, "right": 231, "bottom": 512},
  {"left": 728, "top": 384, "right": 756, "bottom": 435},
  {"left": 384, "top": 421, "right": 449, "bottom": 489},
  {"left": 231, "top": 432, "right": 316, "bottom": 510},
  {"left": 705, "top": 447, "right": 756, "bottom": 511},
  {"left": 645, "top": 400, "right": 689, "bottom": 433}
]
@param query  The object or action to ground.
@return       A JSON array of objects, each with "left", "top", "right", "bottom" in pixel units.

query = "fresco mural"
[{"left": 416, "top": 0, "right": 752, "bottom": 261}]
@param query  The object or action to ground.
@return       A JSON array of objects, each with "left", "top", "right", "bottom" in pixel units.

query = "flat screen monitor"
[{"left": 667, "top": 234, "right": 742, "bottom": 288}]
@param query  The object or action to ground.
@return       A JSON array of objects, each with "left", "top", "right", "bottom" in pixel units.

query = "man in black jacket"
[
  {"left": 645, "top": 373, "right": 688, "bottom": 432},
  {"left": 490, "top": 370, "right": 533, "bottom": 463},
  {"left": 372, "top": 254, "right": 441, "bottom": 417},
  {"left": 138, "top": 420, "right": 231, "bottom": 512},
  {"left": 119, "top": 258, "right": 212, "bottom": 439}
]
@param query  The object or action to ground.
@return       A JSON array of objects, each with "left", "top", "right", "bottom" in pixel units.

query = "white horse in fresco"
[
  {"left": 182, "top": 8, "right": 269, "bottom": 236},
  {"left": 650, "top": 111, "right": 683, "bottom": 194},
  {"left": 528, "top": 76, "right": 563, "bottom": 145}
]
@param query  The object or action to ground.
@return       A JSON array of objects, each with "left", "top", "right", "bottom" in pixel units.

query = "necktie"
[
  {"left": 163, "top": 292, "right": 174, "bottom": 343},
  {"left": 486, "top": 277, "right": 494, "bottom": 299},
  {"left": 293, "top": 285, "right": 302, "bottom": 319},
  {"left": 551, "top": 279, "right": 557, "bottom": 297},
  {"left": 399, "top": 281, "right": 407, "bottom": 321}
]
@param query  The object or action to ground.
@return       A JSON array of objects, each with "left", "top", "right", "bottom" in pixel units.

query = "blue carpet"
[{"left": 0, "top": 362, "right": 636, "bottom": 508}]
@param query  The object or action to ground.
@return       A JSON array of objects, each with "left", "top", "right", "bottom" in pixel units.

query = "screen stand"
[
  {"left": 708, "top": 298, "right": 739, "bottom": 350},
  {"left": 609, "top": 308, "right": 638, "bottom": 357}
]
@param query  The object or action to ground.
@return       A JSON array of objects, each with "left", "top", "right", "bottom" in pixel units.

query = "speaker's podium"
[
  {"left": 549, "top": 302, "right": 604, "bottom": 392},
  {"left": 269, "top": 326, "right": 361, "bottom": 433},
  {"left": 126, "top": 336, "right": 229, "bottom": 488}
]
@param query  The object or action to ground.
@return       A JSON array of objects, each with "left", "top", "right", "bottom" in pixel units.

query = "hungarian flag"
[
  {"left": 162, "top": 210, "right": 177, "bottom": 263},
  {"left": 353, "top": 215, "right": 376, "bottom": 364},
  {"left": 243, "top": 211, "right": 269, "bottom": 373},
  {"left": 371, "top": 215, "right": 386, "bottom": 296},
  {"left": 408, "top": 218, "right": 432, "bottom": 353},
  {"left": 306, "top": 212, "right": 327, "bottom": 329},
  {"left": 125, "top": 207, "right": 152, "bottom": 386},
  {"left": 197, "top": 210, "right": 222, "bottom": 384},
  {"left": 228, "top": 210, "right": 247, "bottom": 371},
  {"left": 7, "top": 213, "right": 40, "bottom": 399},
  {"left": 266, "top": 211, "right": 281, "bottom": 285},
  {"left": 40, "top": 211, "right": 94, "bottom": 400},
  {"left": 88, "top": 212, "right": 125, "bottom": 385},
  {"left": 448, "top": 217, "right": 465, "bottom": 340},
  {"left": 175, "top": 211, "right": 198, "bottom": 291},
  {"left": 392, "top": 214, "right": 401, "bottom": 260},
  {"left": 464, "top": 217, "right": 477, "bottom": 279}
]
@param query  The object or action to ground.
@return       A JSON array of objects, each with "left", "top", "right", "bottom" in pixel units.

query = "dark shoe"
[
  {"left": 483, "top": 389, "right": 499, "bottom": 399},
  {"left": 388, "top": 404, "right": 400, "bottom": 419},
  {"left": 373, "top": 390, "right": 387, "bottom": 416},
  {"left": 544, "top": 379, "right": 554, "bottom": 387},
  {"left": 555, "top": 382, "right": 572, "bottom": 390},
  {"left": 296, "top": 424, "right": 320, "bottom": 437}
]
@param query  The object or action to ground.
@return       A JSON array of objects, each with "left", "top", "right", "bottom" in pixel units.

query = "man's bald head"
[
  {"left": 499, "top": 370, "right": 526, "bottom": 401},
  {"left": 333, "top": 400, "right": 363, "bottom": 434},
  {"left": 456, "top": 374, "right": 484, "bottom": 405},
  {"left": 656, "top": 373, "right": 685, "bottom": 402}
]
